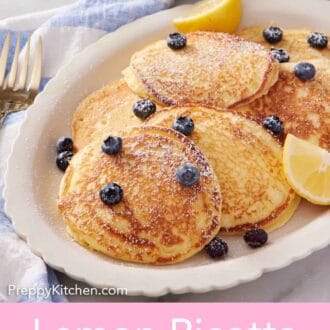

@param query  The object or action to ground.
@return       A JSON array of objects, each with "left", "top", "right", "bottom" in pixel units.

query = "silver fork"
[{"left": 0, "top": 33, "right": 42, "bottom": 126}]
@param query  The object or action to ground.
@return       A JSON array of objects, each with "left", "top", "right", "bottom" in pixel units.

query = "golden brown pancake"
[
  {"left": 146, "top": 106, "right": 300, "bottom": 234},
  {"left": 235, "top": 59, "right": 330, "bottom": 151},
  {"left": 238, "top": 26, "right": 330, "bottom": 62},
  {"left": 123, "top": 31, "right": 279, "bottom": 109},
  {"left": 58, "top": 126, "right": 221, "bottom": 264},
  {"left": 72, "top": 79, "right": 162, "bottom": 150}
]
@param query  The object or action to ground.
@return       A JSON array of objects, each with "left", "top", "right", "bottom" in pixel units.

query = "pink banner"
[{"left": 1, "top": 303, "right": 329, "bottom": 330}]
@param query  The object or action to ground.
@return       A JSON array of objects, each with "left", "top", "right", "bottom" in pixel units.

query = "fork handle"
[
  {"left": 0, "top": 102, "right": 7, "bottom": 127},
  {"left": 0, "top": 101, "right": 27, "bottom": 128}
]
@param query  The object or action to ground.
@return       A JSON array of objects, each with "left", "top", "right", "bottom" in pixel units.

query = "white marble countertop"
[{"left": 1, "top": 0, "right": 329, "bottom": 302}]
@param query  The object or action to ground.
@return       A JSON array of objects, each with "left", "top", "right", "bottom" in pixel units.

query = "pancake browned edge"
[
  {"left": 72, "top": 79, "right": 162, "bottom": 151},
  {"left": 238, "top": 26, "right": 330, "bottom": 62},
  {"left": 146, "top": 105, "right": 300, "bottom": 234},
  {"left": 58, "top": 126, "right": 221, "bottom": 265},
  {"left": 235, "top": 59, "right": 330, "bottom": 151},
  {"left": 123, "top": 31, "right": 279, "bottom": 109}
]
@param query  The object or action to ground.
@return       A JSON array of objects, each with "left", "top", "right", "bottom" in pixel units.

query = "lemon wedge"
[
  {"left": 173, "top": 0, "right": 242, "bottom": 33},
  {"left": 283, "top": 134, "right": 330, "bottom": 205}
]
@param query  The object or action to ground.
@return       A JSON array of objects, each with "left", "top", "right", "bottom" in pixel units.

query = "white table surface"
[{"left": 1, "top": 0, "right": 329, "bottom": 302}]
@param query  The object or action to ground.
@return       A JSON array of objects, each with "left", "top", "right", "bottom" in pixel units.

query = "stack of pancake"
[{"left": 58, "top": 27, "right": 329, "bottom": 265}]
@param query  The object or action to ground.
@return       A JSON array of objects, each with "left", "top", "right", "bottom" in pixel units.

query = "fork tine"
[
  {"left": 16, "top": 35, "right": 30, "bottom": 90},
  {"left": 0, "top": 33, "right": 11, "bottom": 88},
  {"left": 28, "top": 37, "right": 42, "bottom": 93},
  {"left": 7, "top": 33, "right": 21, "bottom": 89}
]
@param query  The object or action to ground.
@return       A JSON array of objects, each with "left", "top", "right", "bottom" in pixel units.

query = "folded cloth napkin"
[{"left": 0, "top": 0, "right": 175, "bottom": 302}]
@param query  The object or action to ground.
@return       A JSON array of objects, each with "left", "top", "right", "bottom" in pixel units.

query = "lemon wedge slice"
[
  {"left": 173, "top": 0, "right": 242, "bottom": 33},
  {"left": 283, "top": 134, "right": 330, "bottom": 205}
]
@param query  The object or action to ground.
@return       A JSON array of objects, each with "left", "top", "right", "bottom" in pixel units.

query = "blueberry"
[
  {"left": 99, "top": 183, "right": 123, "bottom": 206},
  {"left": 244, "top": 228, "right": 268, "bottom": 248},
  {"left": 56, "top": 137, "right": 73, "bottom": 153},
  {"left": 133, "top": 99, "right": 156, "bottom": 119},
  {"left": 270, "top": 48, "right": 290, "bottom": 63},
  {"left": 56, "top": 151, "right": 73, "bottom": 171},
  {"left": 176, "top": 163, "right": 200, "bottom": 187},
  {"left": 262, "top": 116, "right": 283, "bottom": 135},
  {"left": 167, "top": 32, "right": 187, "bottom": 50},
  {"left": 102, "top": 136, "right": 122, "bottom": 155},
  {"left": 294, "top": 62, "right": 316, "bottom": 81},
  {"left": 172, "top": 116, "right": 194, "bottom": 136},
  {"left": 263, "top": 26, "right": 283, "bottom": 44},
  {"left": 206, "top": 237, "right": 228, "bottom": 258},
  {"left": 308, "top": 32, "right": 328, "bottom": 49}
]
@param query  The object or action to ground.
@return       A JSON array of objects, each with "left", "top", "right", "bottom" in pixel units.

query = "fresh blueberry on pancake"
[
  {"left": 172, "top": 116, "right": 194, "bottom": 136},
  {"left": 206, "top": 237, "right": 228, "bottom": 258},
  {"left": 176, "top": 163, "right": 200, "bottom": 187},
  {"left": 133, "top": 99, "right": 156, "bottom": 119},
  {"left": 56, "top": 137, "right": 73, "bottom": 153},
  {"left": 262, "top": 116, "right": 283, "bottom": 135},
  {"left": 294, "top": 62, "right": 316, "bottom": 81},
  {"left": 308, "top": 32, "right": 328, "bottom": 49},
  {"left": 244, "top": 228, "right": 268, "bottom": 248},
  {"left": 271, "top": 48, "right": 290, "bottom": 63},
  {"left": 101, "top": 136, "right": 122, "bottom": 155},
  {"left": 263, "top": 26, "right": 283, "bottom": 44},
  {"left": 56, "top": 151, "right": 73, "bottom": 172},
  {"left": 167, "top": 32, "right": 187, "bottom": 50},
  {"left": 99, "top": 183, "right": 123, "bottom": 206}
]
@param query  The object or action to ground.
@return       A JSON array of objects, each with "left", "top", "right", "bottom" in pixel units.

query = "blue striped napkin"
[{"left": 0, "top": 0, "right": 174, "bottom": 302}]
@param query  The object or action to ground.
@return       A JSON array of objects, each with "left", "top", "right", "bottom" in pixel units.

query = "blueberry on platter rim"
[
  {"left": 102, "top": 136, "right": 122, "bottom": 155},
  {"left": 56, "top": 151, "right": 73, "bottom": 172},
  {"left": 294, "top": 62, "right": 316, "bottom": 81},
  {"left": 56, "top": 136, "right": 73, "bottom": 153},
  {"left": 270, "top": 48, "right": 290, "bottom": 63},
  {"left": 133, "top": 99, "right": 156, "bottom": 119},
  {"left": 167, "top": 32, "right": 187, "bottom": 50},
  {"left": 176, "top": 163, "right": 200, "bottom": 187},
  {"left": 262, "top": 116, "right": 283, "bottom": 135},
  {"left": 263, "top": 26, "right": 283, "bottom": 44},
  {"left": 206, "top": 237, "right": 228, "bottom": 258},
  {"left": 308, "top": 32, "right": 328, "bottom": 49},
  {"left": 244, "top": 228, "right": 268, "bottom": 248},
  {"left": 172, "top": 116, "right": 194, "bottom": 136},
  {"left": 100, "top": 183, "right": 123, "bottom": 206}
]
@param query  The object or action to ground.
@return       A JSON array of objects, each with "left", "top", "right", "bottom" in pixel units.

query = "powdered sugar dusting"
[{"left": 58, "top": 126, "right": 221, "bottom": 264}]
